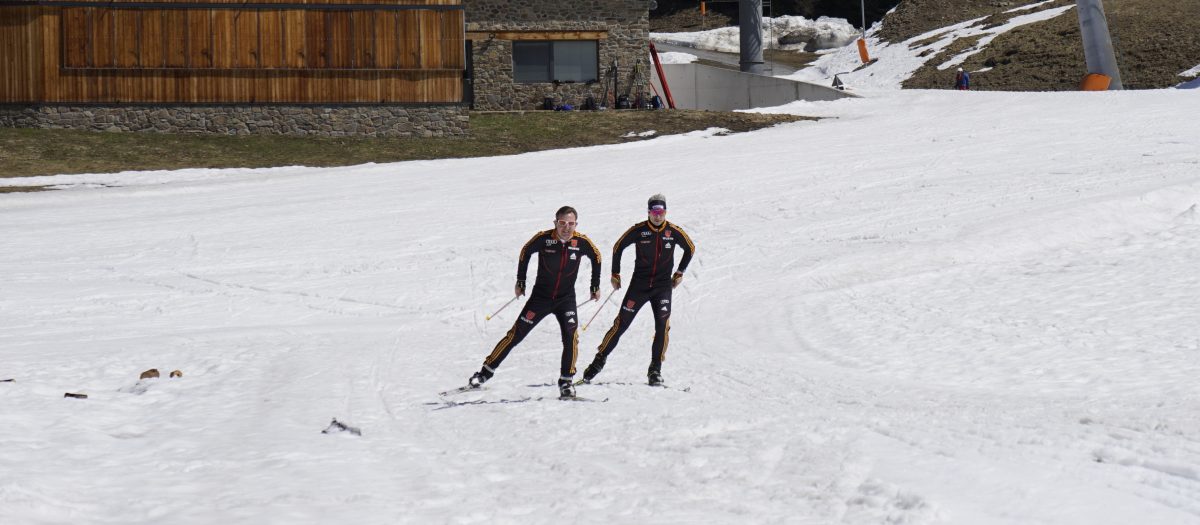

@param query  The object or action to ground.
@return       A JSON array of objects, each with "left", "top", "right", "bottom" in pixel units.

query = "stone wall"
[
  {"left": 466, "top": 0, "right": 651, "bottom": 110},
  {"left": 0, "top": 105, "right": 469, "bottom": 137}
]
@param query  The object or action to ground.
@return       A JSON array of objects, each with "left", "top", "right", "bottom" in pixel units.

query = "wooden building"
[{"left": 0, "top": 0, "right": 468, "bottom": 136}]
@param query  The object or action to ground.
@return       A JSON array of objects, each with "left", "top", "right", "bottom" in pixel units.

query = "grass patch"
[
  {"left": 0, "top": 185, "right": 49, "bottom": 193},
  {"left": 0, "top": 110, "right": 810, "bottom": 178},
  {"left": 691, "top": 50, "right": 819, "bottom": 73}
]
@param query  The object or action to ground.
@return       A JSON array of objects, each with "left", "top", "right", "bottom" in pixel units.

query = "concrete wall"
[
  {"left": 650, "top": 63, "right": 856, "bottom": 111},
  {"left": 466, "top": 0, "right": 649, "bottom": 111}
]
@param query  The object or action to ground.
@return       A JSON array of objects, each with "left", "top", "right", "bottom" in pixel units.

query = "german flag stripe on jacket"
[
  {"left": 611, "top": 220, "right": 695, "bottom": 287},
  {"left": 517, "top": 230, "right": 602, "bottom": 299}
]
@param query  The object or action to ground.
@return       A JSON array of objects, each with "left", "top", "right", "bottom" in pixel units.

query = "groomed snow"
[{"left": 3, "top": 89, "right": 1200, "bottom": 524}]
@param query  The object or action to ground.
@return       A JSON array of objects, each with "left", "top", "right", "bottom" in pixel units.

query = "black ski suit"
[
  {"left": 594, "top": 220, "right": 695, "bottom": 373},
  {"left": 482, "top": 230, "right": 601, "bottom": 379}
]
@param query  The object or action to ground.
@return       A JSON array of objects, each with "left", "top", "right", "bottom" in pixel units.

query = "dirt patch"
[
  {"left": 764, "top": 49, "right": 822, "bottom": 69},
  {"left": 693, "top": 50, "right": 821, "bottom": 72},
  {"left": 651, "top": 7, "right": 734, "bottom": 33},
  {"left": 0, "top": 111, "right": 812, "bottom": 178},
  {"left": 877, "top": 0, "right": 1019, "bottom": 43},
  {"left": 0, "top": 185, "right": 49, "bottom": 193}
]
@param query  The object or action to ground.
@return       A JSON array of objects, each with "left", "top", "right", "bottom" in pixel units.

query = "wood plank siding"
[{"left": 0, "top": 0, "right": 464, "bottom": 104}]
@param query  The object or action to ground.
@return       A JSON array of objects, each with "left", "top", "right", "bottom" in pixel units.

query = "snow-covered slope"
[
  {"left": 651, "top": 1, "right": 1200, "bottom": 90},
  {"left": 1181, "top": 64, "right": 1200, "bottom": 89},
  {"left": 789, "top": 3, "right": 1076, "bottom": 90},
  {"left": 649, "top": 2, "right": 1080, "bottom": 90},
  {"left": 2, "top": 89, "right": 1199, "bottom": 524}
]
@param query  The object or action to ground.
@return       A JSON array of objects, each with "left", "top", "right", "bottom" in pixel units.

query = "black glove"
[
  {"left": 590, "top": 285, "right": 601, "bottom": 300},
  {"left": 515, "top": 279, "right": 526, "bottom": 297},
  {"left": 671, "top": 271, "right": 683, "bottom": 289}
]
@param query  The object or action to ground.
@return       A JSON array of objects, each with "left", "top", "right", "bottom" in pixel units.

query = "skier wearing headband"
[{"left": 581, "top": 194, "right": 695, "bottom": 386}]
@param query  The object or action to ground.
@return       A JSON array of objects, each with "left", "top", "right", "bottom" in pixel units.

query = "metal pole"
[
  {"left": 582, "top": 288, "right": 619, "bottom": 331},
  {"left": 484, "top": 296, "right": 519, "bottom": 321},
  {"left": 739, "top": 0, "right": 764, "bottom": 74},
  {"left": 855, "top": 0, "right": 871, "bottom": 63},
  {"left": 861, "top": 0, "right": 867, "bottom": 36},
  {"left": 649, "top": 41, "right": 677, "bottom": 109},
  {"left": 1076, "top": 0, "right": 1123, "bottom": 89}
]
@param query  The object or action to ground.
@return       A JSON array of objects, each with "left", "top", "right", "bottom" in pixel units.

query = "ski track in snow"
[{"left": 2, "top": 89, "right": 1200, "bottom": 524}]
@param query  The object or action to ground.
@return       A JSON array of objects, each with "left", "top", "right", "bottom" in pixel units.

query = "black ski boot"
[
  {"left": 582, "top": 354, "right": 607, "bottom": 383},
  {"left": 647, "top": 370, "right": 664, "bottom": 387},
  {"left": 469, "top": 366, "right": 494, "bottom": 388},
  {"left": 558, "top": 378, "right": 576, "bottom": 398}
]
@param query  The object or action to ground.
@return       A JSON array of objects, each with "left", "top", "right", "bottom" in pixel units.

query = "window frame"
[{"left": 511, "top": 40, "right": 599, "bottom": 84}]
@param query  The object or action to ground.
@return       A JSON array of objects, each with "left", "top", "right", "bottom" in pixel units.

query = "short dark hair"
[{"left": 555, "top": 206, "right": 577, "bottom": 219}]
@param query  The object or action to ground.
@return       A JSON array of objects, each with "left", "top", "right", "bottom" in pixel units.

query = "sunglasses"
[
  {"left": 648, "top": 206, "right": 666, "bottom": 215},
  {"left": 556, "top": 220, "right": 577, "bottom": 227}
]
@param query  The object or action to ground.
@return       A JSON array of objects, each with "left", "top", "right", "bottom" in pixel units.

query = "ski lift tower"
[
  {"left": 739, "top": 0, "right": 765, "bottom": 74},
  {"left": 1076, "top": 0, "right": 1123, "bottom": 89}
]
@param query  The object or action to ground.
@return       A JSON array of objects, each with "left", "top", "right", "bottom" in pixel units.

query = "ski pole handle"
[
  {"left": 485, "top": 296, "right": 520, "bottom": 321},
  {"left": 582, "top": 288, "right": 618, "bottom": 331}
]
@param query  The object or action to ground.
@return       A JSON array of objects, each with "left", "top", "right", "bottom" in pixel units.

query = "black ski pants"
[
  {"left": 483, "top": 294, "right": 579, "bottom": 379},
  {"left": 595, "top": 283, "right": 672, "bottom": 373}
]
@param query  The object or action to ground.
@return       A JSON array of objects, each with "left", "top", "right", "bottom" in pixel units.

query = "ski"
[
  {"left": 519, "top": 383, "right": 607, "bottom": 401},
  {"left": 649, "top": 383, "right": 689, "bottom": 392},
  {"left": 438, "top": 384, "right": 483, "bottom": 397},
  {"left": 576, "top": 379, "right": 689, "bottom": 392},
  {"left": 428, "top": 396, "right": 534, "bottom": 410},
  {"left": 558, "top": 395, "right": 608, "bottom": 402},
  {"left": 427, "top": 395, "right": 606, "bottom": 409}
]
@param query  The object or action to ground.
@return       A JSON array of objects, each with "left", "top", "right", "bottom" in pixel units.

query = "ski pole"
[
  {"left": 577, "top": 298, "right": 595, "bottom": 309},
  {"left": 582, "top": 288, "right": 618, "bottom": 331},
  {"left": 485, "top": 296, "right": 520, "bottom": 321}
]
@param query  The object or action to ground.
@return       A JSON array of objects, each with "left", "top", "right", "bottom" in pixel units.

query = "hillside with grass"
[
  {"left": 653, "top": 0, "right": 1200, "bottom": 90},
  {"left": 889, "top": 0, "right": 1200, "bottom": 90}
]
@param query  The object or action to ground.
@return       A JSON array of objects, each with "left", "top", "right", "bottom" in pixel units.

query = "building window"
[{"left": 512, "top": 41, "right": 598, "bottom": 83}]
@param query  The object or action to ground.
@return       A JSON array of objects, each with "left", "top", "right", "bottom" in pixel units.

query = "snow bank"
[
  {"left": 655, "top": 51, "right": 698, "bottom": 65},
  {"left": 1175, "top": 64, "right": 1200, "bottom": 88},
  {"left": 0, "top": 165, "right": 318, "bottom": 190},
  {"left": 651, "top": 15, "right": 859, "bottom": 54}
]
